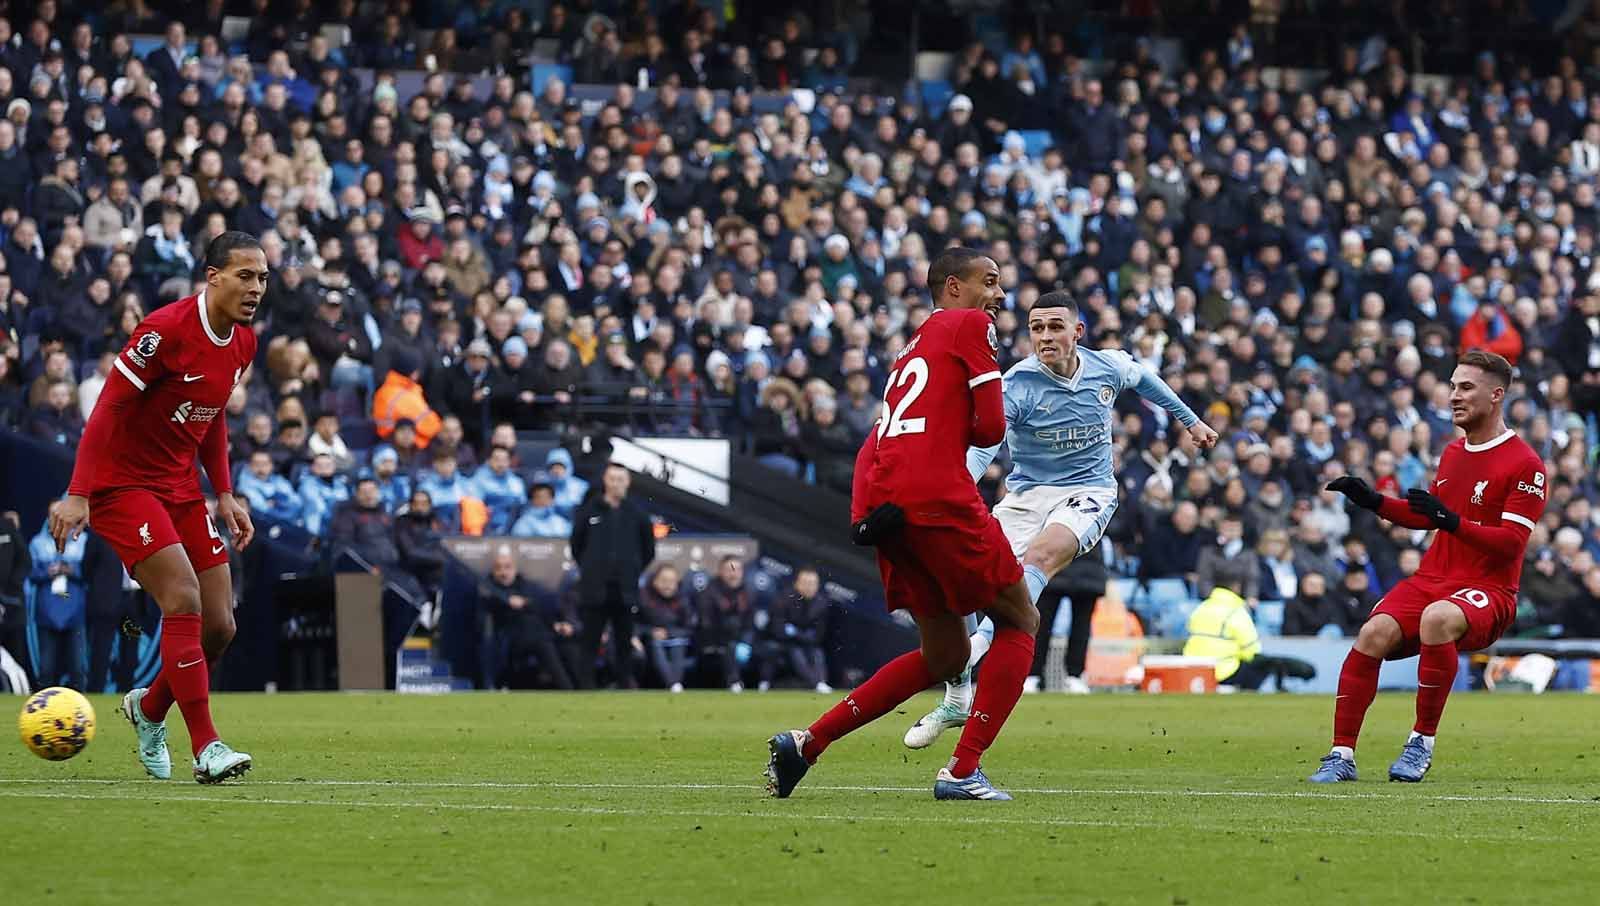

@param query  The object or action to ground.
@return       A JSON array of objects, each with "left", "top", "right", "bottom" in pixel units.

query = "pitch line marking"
[
  {"left": 0, "top": 778, "right": 1594, "bottom": 806},
  {"left": 0, "top": 790, "right": 1577, "bottom": 842}
]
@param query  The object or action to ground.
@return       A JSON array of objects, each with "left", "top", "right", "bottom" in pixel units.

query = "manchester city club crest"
[{"left": 1098, "top": 384, "right": 1114, "bottom": 405}]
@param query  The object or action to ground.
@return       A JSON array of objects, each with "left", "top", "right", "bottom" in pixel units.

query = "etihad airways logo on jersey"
[
  {"left": 1035, "top": 424, "right": 1109, "bottom": 450},
  {"left": 1517, "top": 472, "right": 1547, "bottom": 499},
  {"left": 171, "top": 401, "right": 222, "bottom": 424}
]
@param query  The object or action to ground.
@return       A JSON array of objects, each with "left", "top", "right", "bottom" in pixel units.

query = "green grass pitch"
[{"left": 4, "top": 691, "right": 1597, "bottom": 904}]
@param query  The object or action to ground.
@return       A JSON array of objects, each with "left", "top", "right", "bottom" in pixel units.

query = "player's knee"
[
  {"left": 1420, "top": 601, "right": 1466, "bottom": 639},
  {"left": 1356, "top": 616, "right": 1401, "bottom": 654},
  {"left": 203, "top": 614, "right": 236, "bottom": 657},
  {"left": 162, "top": 577, "right": 203, "bottom": 616},
  {"left": 993, "top": 593, "right": 1041, "bottom": 637}
]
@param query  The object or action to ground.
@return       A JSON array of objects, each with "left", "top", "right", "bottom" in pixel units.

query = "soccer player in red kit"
[
  {"left": 49, "top": 231, "right": 265, "bottom": 783},
  {"left": 1315, "top": 349, "right": 1545, "bottom": 783},
  {"left": 766, "top": 247, "right": 1039, "bottom": 801}
]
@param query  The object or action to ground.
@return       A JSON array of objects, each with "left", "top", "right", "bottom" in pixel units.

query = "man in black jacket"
[
  {"left": 394, "top": 488, "right": 447, "bottom": 601},
  {"left": 479, "top": 547, "right": 579, "bottom": 689},
  {"left": 695, "top": 554, "right": 756, "bottom": 691},
  {"left": 433, "top": 337, "right": 504, "bottom": 451},
  {"left": 0, "top": 510, "right": 32, "bottom": 689},
  {"left": 306, "top": 290, "right": 375, "bottom": 397},
  {"left": 757, "top": 566, "right": 831, "bottom": 692},
  {"left": 570, "top": 463, "right": 656, "bottom": 689}
]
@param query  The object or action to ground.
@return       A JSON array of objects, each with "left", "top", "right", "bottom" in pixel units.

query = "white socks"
[
  {"left": 1407, "top": 731, "right": 1436, "bottom": 752},
  {"left": 1331, "top": 745, "right": 1355, "bottom": 761},
  {"left": 942, "top": 618, "right": 995, "bottom": 713}
]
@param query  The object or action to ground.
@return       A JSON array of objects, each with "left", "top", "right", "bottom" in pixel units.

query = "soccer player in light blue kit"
[{"left": 905, "top": 290, "right": 1218, "bottom": 747}]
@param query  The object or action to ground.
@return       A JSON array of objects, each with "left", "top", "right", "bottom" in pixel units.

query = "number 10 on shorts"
[{"left": 1450, "top": 588, "right": 1490, "bottom": 609}]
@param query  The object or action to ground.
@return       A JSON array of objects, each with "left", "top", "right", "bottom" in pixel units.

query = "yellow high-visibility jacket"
[{"left": 1182, "top": 586, "right": 1261, "bottom": 681}]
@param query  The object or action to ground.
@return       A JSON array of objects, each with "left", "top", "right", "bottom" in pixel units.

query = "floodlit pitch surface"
[{"left": 3, "top": 692, "right": 1596, "bottom": 904}]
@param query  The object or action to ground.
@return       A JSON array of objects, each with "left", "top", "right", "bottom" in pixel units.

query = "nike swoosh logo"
[
  {"left": 211, "top": 543, "right": 225, "bottom": 555},
  {"left": 177, "top": 659, "right": 202, "bottom": 669},
  {"left": 183, "top": 373, "right": 204, "bottom": 382},
  {"left": 1418, "top": 683, "right": 1439, "bottom": 688},
  {"left": 1436, "top": 479, "right": 1447, "bottom": 486}
]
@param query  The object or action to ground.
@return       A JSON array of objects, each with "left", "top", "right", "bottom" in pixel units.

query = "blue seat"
[
  {"left": 1255, "top": 600, "right": 1285, "bottom": 637},
  {"left": 920, "top": 80, "right": 954, "bottom": 117},
  {"left": 1153, "top": 599, "right": 1200, "bottom": 639},
  {"left": 1130, "top": 578, "right": 1192, "bottom": 636},
  {"left": 1018, "top": 129, "right": 1054, "bottom": 158},
  {"left": 531, "top": 64, "right": 573, "bottom": 94}
]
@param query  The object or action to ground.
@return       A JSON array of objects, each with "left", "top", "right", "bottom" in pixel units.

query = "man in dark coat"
[{"left": 570, "top": 463, "right": 656, "bottom": 689}]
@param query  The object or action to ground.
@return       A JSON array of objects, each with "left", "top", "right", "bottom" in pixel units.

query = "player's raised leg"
[
  {"left": 133, "top": 547, "right": 250, "bottom": 783},
  {"left": 1309, "top": 613, "right": 1403, "bottom": 783},
  {"left": 903, "top": 614, "right": 988, "bottom": 749},
  {"left": 935, "top": 578, "right": 1038, "bottom": 800},
  {"left": 767, "top": 605, "right": 968, "bottom": 798},
  {"left": 1391, "top": 600, "right": 1469, "bottom": 782}
]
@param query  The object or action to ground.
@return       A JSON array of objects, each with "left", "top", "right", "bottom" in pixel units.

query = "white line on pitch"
[
  {"left": 0, "top": 777, "right": 1594, "bottom": 806},
  {"left": 0, "top": 790, "right": 1567, "bottom": 842}
]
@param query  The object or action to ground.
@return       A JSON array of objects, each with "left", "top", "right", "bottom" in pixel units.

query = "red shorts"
[
  {"left": 89, "top": 488, "right": 229, "bottom": 575},
  {"left": 1368, "top": 575, "right": 1516, "bottom": 659},
  {"left": 875, "top": 515, "right": 1023, "bottom": 620}
]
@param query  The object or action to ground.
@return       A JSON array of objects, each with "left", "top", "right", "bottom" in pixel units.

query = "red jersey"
[
  {"left": 1413, "top": 430, "right": 1546, "bottom": 588},
  {"left": 854, "top": 307, "right": 1002, "bottom": 526},
  {"left": 68, "top": 291, "right": 256, "bottom": 504}
]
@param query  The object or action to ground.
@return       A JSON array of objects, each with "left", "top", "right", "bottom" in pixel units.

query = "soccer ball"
[{"left": 18, "top": 687, "right": 96, "bottom": 761}]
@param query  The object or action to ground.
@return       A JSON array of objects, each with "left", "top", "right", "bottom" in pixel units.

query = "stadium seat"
[
  {"left": 920, "top": 80, "right": 954, "bottom": 117},
  {"left": 342, "top": 418, "right": 377, "bottom": 452},
  {"left": 532, "top": 64, "right": 574, "bottom": 94},
  {"left": 1018, "top": 130, "right": 1055, "bottom": 158},
  {"left": 1255, "top": 600, "right": 1285, "bottom": 637},
  {"left": 1152, "top": 598, "right": 1200, "bottom": 639}
]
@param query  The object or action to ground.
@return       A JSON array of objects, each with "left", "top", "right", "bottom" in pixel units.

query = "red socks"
[
  {"left": 950, "top": 626, "right": 1034, "bottom": 778},
  {"left": 1413, "top": 641, "right": 1459, "bottom": 736},
  {"left": 140, "top": 672, "right": 173, "bottom": 723},
  {"left": 144, "top": 613, "right": 218, "bottom": 756},
  {"left": 1332, "top": 648, "right": 1381, "bottom": 749},
  {"left": 803, "top": 649, "right": 935, "bottom": 762}
]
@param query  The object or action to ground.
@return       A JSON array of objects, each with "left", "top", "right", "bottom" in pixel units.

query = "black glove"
[
  {"left": 852, "top": 502, "right": 905, "bottom": 546},
  {"left": 1407, "top": 488, "right": 1460, "bottom": 532},
  {"left": 1326, "top": 475, "right": 1382, "bottom": 511}
]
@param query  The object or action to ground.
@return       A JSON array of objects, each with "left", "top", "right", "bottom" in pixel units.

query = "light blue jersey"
[{"left": 970, "top": 347, "right": 1199, "bottom": 492}]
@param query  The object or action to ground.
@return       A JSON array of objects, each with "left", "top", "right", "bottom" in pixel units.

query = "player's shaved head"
[{"left": 928, "top": 247, "right": 991, "bottom": 302}]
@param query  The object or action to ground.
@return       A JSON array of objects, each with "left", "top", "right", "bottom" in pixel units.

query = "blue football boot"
[
  {"left": 1308, "top": 752, "right": 1359, "bottom": 783},
  {"left": 765, "top": 730, "right": 811, "bottom": 798},
  {"left": 933, "top": 766, "right": 1013, "bottom": 801},
  {"left": 1388, "top": 737, "right": 1433, "bottom": 783}
]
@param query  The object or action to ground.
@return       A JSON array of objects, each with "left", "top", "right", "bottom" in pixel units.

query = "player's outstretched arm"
[{"left": 1121, "top": 361, "right": 1217, "bottom": 449}]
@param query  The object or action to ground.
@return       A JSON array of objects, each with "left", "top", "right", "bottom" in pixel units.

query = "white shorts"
[{"left": 991, "top": 484, "right": 1119, "bottom": 560}]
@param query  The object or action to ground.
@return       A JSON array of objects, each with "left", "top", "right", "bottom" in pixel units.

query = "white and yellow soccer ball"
[{"left": 18, "top": 687, "right": 96, "bottom": 761}]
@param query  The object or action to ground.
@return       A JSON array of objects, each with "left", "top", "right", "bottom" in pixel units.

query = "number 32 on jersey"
[{"left": 878, "top": 357, "right": 929, "bottom": 439}]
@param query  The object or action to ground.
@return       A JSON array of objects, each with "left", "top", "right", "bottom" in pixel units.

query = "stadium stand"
[{"left": 2, "top": 0, "right": 1600, "bottom": 694}]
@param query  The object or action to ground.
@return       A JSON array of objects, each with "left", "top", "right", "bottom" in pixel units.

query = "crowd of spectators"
[{"left": 0, "top": 2, "right": 1599, "bottom": 649}]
